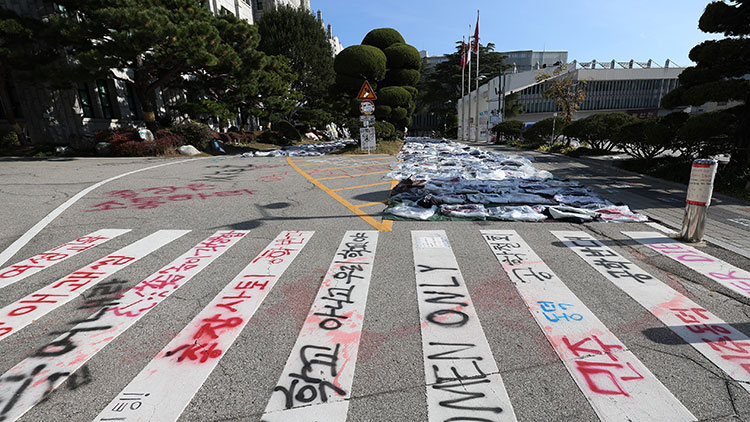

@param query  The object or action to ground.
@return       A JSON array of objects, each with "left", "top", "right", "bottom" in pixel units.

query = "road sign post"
[
  {"left": 681, "top": 159, "right": 719, "bottom": 242},
  {"left": 357, "top": 81, "right": 377, "bottom": 154}
]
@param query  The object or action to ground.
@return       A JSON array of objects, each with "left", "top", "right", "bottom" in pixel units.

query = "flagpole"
[
  {"left": 474, "top": 9, "right": 480, "bottom": 143},
  {"left": 460, "top": 35, "right": 466, "bottom": 142},
  {"left": 466, "top": 24, "right": 472, "bottom": 142}
]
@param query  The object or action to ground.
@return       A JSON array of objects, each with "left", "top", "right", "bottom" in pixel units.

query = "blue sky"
[{"left": 316, "top": 0, "right": 718, "bottom": 66}]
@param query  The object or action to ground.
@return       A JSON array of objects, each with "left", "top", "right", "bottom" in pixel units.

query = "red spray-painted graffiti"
[{"left": 84, "top": 184, "right": 255, "bottom": 212}]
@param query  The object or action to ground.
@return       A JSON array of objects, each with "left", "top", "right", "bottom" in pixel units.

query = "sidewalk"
[{"left": 473, "top": 141, "right": 750, "bottom": 259}]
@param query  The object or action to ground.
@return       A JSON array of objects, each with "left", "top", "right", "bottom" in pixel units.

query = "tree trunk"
[
  {"left": 135, "top": 84, "right": 158, "bottom": 132},
  {"left": 133, "top": 57, "right": 158, "bottom": 132}
]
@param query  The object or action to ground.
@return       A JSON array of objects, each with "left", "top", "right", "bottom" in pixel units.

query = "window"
[
  {"left": 220, "top": 6, "right": 232, "bottom": 15},
  {"left": 96, "top": 79, "right": 115, "bottom": 119},
  {"left": 126, "top": 83, "right": 139, "bottom": 119},
  {"left": 256, "top": 0, "right": 263, "bottom": 10},
  {"left": 77, "top": 83, "right": 94, "bottom": 118}
]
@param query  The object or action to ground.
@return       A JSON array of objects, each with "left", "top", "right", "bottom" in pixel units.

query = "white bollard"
[{"left": 681, "top": 159, "right": 719, "bottom": 242}]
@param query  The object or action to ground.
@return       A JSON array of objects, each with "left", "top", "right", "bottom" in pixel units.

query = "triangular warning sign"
[{"left": 357, "top": 80, "right": 377, "bottom": 101}]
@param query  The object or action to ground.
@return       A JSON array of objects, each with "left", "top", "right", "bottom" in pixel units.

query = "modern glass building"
[{"left": 458, "top": 59, "right": 686, "bottom": 142}]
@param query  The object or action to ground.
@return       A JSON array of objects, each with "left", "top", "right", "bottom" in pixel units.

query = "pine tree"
[
  {"left": 662, "top": 0, "right": 750, "bottom": 163},
  {"left": 0, "top": 8, "right": 58, "bottom": 144},
  {"left": 174, "top": 13, "right": 297, "bottom": 130},
  {"left": 50, "top": 0, "right": 227, "bottom": 129},
  {"left": 257, "top": 5, "right": 335, "bottom": 126}
]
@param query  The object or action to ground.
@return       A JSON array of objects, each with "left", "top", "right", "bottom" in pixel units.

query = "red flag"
[
  {"left": 461, "top": 42, "right": 467, "bottom": 69},
  {"left": 473, "top": 11, "right": 480, "bottom": 52}
]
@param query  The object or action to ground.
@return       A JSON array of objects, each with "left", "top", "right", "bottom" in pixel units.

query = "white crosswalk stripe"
[
  {"left": 0, "top": 230, "right": 188, "bottom": 343},
  {"left": 94, "top": 230, "right": 313, "bottom": 422},
  {"left": 481, "top": 230, "right": 695, "bottom": 421},
  {"left": 414, "top": 230, "right": 517, "bottom": 422},
  {"left": 0, "top": 229, "right": 130, "bottom": 291},
  {"left": 555, "top": 230, "right": 750, "bottom": 395},
  {"left": 624, "top": 231, "right": 750, "bottom": 299},
  {"left": 263, "top": 231, "right": 378, "bottom": 421},
  {"left": 1, "top": 227, "right": 747, "bottom": 421},
  {"left": 0, "top": 231, "right": 246, "bottom": 422}
]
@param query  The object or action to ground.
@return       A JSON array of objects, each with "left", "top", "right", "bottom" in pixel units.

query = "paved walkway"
[{"left": 476, "top": 142, "right": 750, "bottom": 259}]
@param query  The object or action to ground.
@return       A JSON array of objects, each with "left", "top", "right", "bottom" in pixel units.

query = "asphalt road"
[{"left": 1, "top": 146, "right": 749, "bottom": 422}]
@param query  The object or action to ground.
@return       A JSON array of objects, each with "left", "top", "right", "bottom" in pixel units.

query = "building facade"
[
  {"left": 252, "top": 0, "right": 309, "bottom": 22},
  {"left": 500, "top": 50, "right": 568, "bottom": 72},
  {"left": 209, "top": 0, "right": 255, "bottom": 23},
  {"left": 458, "top": 58, "right": 688, "bottom": 142}
]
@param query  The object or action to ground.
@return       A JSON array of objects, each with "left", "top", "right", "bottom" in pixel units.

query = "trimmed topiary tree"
[
  {"left": 383, "top": 43, "right": 421, "bottom": 70},
  {"left": 334, "top": 45, "right": 387, "bottom": 91},
  {"left": 334, "top": 28, "right": 421, "bottom": 137},
  {"left": 362, "top": 28, "right": 405, "bottom": 51}
]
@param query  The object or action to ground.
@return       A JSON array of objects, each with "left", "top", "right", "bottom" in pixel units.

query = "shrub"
[
  {"left": 257, "top": 130, "right": 285, "bottom": 146},
  {"left": 272, "top": 120, "right": 302, "bottom": 144},
  {"left": 239, "top": 133, "right": 256, "bottom": 143},
  {"left": 383, "top": 43, "right": 421, "bottom": 70},
  {"left": 108, "top": 131, "right": 184, "bottom": 157},
  {"left": 362, "top": 28, "right": 405, "bottom": 51},
  {"left": 523, "top": 117, "right": 566, "bottom": 146},
  {"left": 153, "top": 133, "right": 185, "bottom": 155},
  {"left": 168, "top": 122, "right": 213, "bottom": 151},
  {"left": 492, "top": 120, "right": 524, "bottom": 142},
  {"left": 334, "top": 45, "right": 387, "bottom": 83},
  {"left": 1, "top": 130, "right": 20, "bottom": 148},
  {"left": 374, "top": 121, "right": 396, "bottom": 141}
]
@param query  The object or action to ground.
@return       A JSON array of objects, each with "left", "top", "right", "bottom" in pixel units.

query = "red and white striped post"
[{"left": 681, "top": 158, "right": 719, "bottom": 242}]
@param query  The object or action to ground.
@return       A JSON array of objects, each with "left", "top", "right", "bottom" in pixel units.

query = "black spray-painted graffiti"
[
  {"left": 0, "top": 279, "right": 128, "bottom": 421},
  {"left": 273, "top": 344, "right": 346, "bottom": 410}
]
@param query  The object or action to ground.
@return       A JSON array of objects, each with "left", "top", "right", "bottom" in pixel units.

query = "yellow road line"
[
  {"left": 308, "top": 161, "right": 393, "bottom": 173},
  {"left": 286, "top": 157, "right": 393, "bottom": 232},
  {"left": 332, "top": 181, "right": 393, "bottom": 192},
  {"left": 316, "top": 170, "right": 390, "bottom": 181},
  {"left": 379, "top": 179, "right": 399, "bottom": 231},
  {"left": 357, "top": 201, "right": 386, "bottom": 208}
]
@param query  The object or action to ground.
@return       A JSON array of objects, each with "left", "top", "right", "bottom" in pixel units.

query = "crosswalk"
[{"left": 0, "top": 227, "right": 749, "bottom": 421}]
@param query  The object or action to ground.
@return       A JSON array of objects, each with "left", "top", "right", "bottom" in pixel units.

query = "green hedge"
[
  {"left": 362, "top": 28, "right": 405, "bottom": 51},
  {"left": 384, "top": 43, "right": 421, "bottom": 70}
]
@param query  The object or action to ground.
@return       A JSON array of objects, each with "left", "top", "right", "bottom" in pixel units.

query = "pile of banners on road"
[
  {"left": 240, "top": 139, "right": 357, "bottom": 157},
  {"left": 383, "top": 138, "right": 648, "bottom": 223}
]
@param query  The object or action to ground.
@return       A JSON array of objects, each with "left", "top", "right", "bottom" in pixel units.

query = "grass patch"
[{"left": 333, "top": 139, "right": 404, "bottom": 155}]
